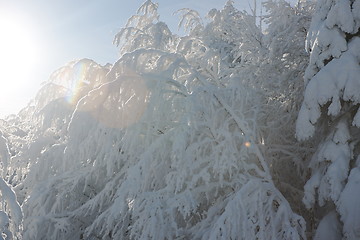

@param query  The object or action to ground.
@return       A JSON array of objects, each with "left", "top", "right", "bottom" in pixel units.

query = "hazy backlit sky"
[{"left": 0, "top": 0, "right": 252, "bottom": 117}]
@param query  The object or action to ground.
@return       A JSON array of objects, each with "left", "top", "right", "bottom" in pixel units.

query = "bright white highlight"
[{"left": 0, "top": 11, "right": 42, "bottom": 117}]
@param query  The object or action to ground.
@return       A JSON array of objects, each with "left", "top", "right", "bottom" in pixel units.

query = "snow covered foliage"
[
  {"left": 296, "top": 0, "right": 360, "bottom": 238},
  {"left": 0, "top": 0, "right": 346, "bottom": 239},
  {"left": 313, "top": 211, "right": 342, "bottom": 240},
  {"left": 34, "top": 58, "right": 111, "bottom": 112},
  {"left": 113, "top": 0, "right": 174, "bottom": 54},
  {"left": 5, "top": 59, "right": 111, "bottom": 199},
  {"left": 0, "top": 131, "right": 22, "bottom": 240},
  {"left": 204, "top": 1, "right": 263, "bottom": 73},
  {"left": 7, "top": 1, "right": 311, "bottom": 239}
]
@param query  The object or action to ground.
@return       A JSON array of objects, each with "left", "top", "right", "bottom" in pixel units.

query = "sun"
[{"left": 0, "top": 11, "right": 42, "bottom": 117}]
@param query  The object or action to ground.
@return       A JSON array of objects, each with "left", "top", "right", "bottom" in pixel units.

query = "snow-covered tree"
[
  {"left": 296, "top": 0, "right": 360, "bottom": 238},
  {"left": 3, "top": 59, "right": 111, "bottom": 203},
  {"left": 2, "top": 0, "right": 350, "bottom": 238},
  {"left": 0, "top": 131, "right": 22, "bottom": 240},
  {"left": 113, "top": 0, "right": 175, "bottom": 54},
  {"left": 17, "top": 1, "right": 310, "bottom": 239},
  {"left": 185, "top": 0, "right": 314, "bottom": 219}
]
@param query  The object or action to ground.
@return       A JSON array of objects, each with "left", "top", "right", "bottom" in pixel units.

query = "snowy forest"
[{"left": 0, "top": 0, "right": 359, "bottom": 239}]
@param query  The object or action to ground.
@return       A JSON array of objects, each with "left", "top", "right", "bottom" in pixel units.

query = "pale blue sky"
[{"left": 0, "top": 0, "right": 252, "bottom": 117}]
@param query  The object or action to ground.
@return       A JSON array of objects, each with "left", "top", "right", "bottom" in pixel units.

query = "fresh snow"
[{"left": 0, "top": 0, "right": 359, "bottom": 239}]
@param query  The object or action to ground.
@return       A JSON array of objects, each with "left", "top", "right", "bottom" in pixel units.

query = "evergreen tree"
[{"left": 296, "top": 0, "right": 360, "bottom": 238}]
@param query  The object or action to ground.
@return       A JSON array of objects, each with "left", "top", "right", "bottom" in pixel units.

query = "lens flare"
[
  {"left": 66, "top": 62, "right": 89, "bottom": 105},
  {"left": 76, "top": 70, "right": 148, "bottom": 129},
  {"left": 244, "top": 141, "right": 251, "bottom": 148}
]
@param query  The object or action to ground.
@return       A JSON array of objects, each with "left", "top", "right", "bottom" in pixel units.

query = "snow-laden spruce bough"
[{"left": 0, "top": 0, "right": 359, "bottom": 239}]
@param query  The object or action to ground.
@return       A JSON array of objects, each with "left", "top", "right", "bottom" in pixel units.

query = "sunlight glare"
[
  {"left": 77, "top": 70, "right": 149, "bottom": 129},
  {"left": 0, "top": 11, "right": 42, "bottom": 117}
]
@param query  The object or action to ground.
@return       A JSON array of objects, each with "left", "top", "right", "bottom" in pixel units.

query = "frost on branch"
[
  {"left": 34, "top": 58, "right": 110, "bottom": 112},
  {"left": 113, "top": 0, "right": 173, "bottom": 54},
  {"left": 3, "top": 0, "right": 319, "bottom": 239},
  {"left": 176, "top": 8, "right": 203, "bottom": 34},
  {"left": 0, "top": 132, "right": 22, "bottom": 240},
  {"left": 0, "top": 133, "right": 9, "bottom": 178},
  {"left": 193, "top": 180, "right": 305, "bottom": 240},
  {"left": 23, "top": 15, "right": 306, "bottom": 240},
  {"left": 0, "top": 178, "right": 22, "bottom": 240},
  {"left": 296, "top": 38, "right": 360, "bottom": 141},
  {"left": 80, "top": 73, "right": 306, "bottom": 239},
  {"left": 303, "top": 120, "right": 351, "bottom": 208},
  {"left": 337, "top": 161, "right": 360, "bottom": 239},
  {"left": 296, "top": 0, "right": 360, "bottom": 238},
  {"left": 313, "top": 211, "right": 342, "bottom": 240},
  {"left": 10, "top": 59, "right": 111, "bottom": 199}
]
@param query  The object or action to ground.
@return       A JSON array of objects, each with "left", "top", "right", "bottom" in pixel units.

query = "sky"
[{"left": 0, "top": 0, "right": 252, "bottom": 117}]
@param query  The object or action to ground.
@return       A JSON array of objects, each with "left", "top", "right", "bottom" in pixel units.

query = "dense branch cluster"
[{"left": 0, "top": 0, "right": 359, "bottom": 239}]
